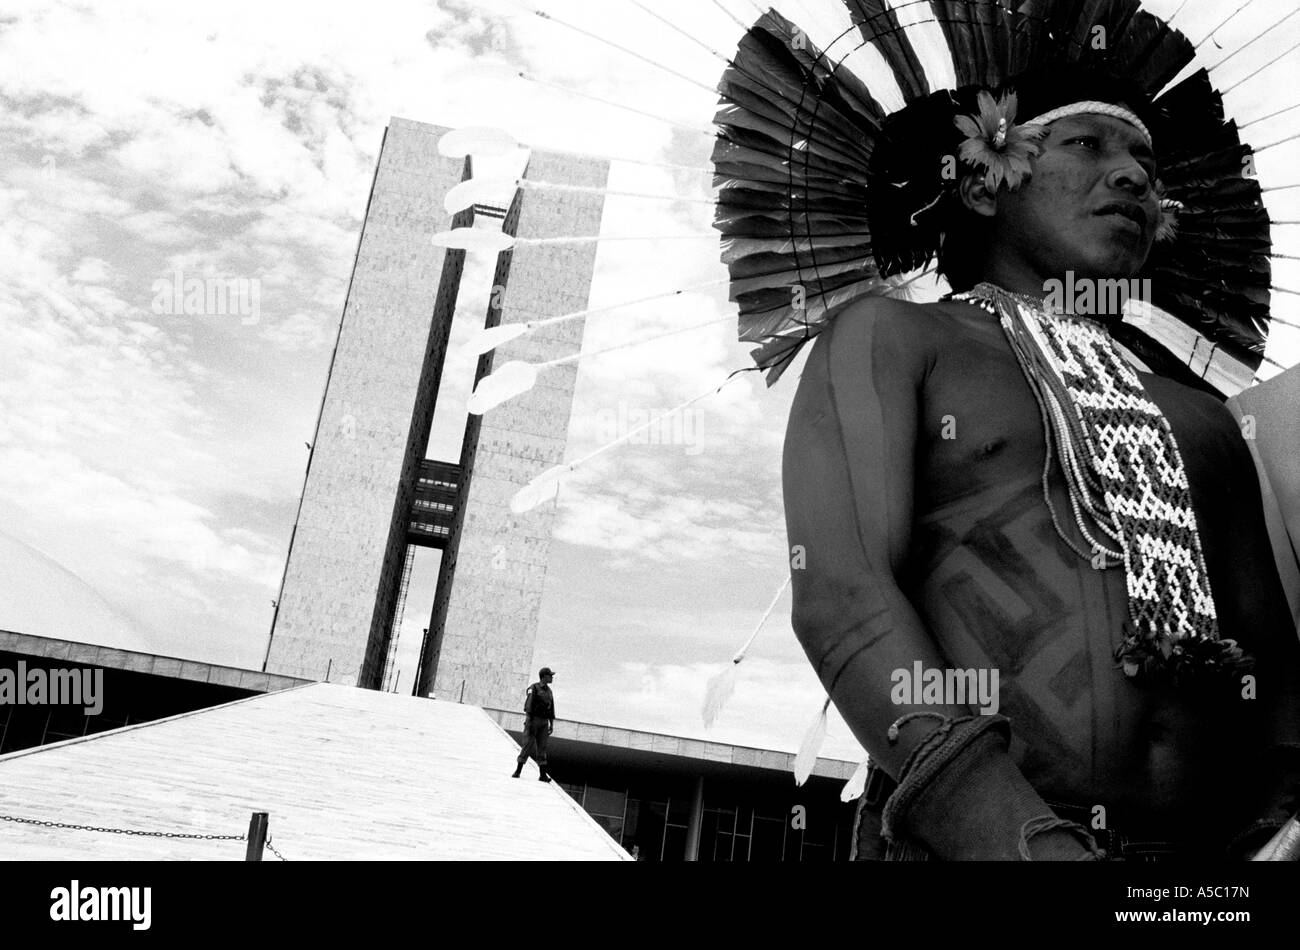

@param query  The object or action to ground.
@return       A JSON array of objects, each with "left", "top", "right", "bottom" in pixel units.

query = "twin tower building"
[{"left": 262, "top": 118, "right": 608, "bottom": 710}]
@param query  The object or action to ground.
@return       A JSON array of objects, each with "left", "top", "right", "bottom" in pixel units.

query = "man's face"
[
  {"left": 542, "top": 673, "right": 553, "bottom": 685},
  {"left": 990, "top": 112, "right": 1159, "bottom": 283}
]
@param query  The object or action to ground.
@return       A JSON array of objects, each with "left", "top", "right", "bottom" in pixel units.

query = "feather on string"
[
  {"left": 701, "top": 663, "right": 738, "bottom": 730},
  {"left": 793, "top": 696, "right": 832, "bottom": 786},
  {"left": 702, "top": 575, "right": 791, "bottom": 728},
  {"left": 840, "top": 757, "right": 872, "bottom": 802}
]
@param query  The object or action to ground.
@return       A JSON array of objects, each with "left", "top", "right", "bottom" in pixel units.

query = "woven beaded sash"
[{"left": 954, "top": 283, "right": 1244, "bottom": 681}]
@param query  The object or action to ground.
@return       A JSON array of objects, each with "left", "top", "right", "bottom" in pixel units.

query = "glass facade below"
[{"left": 559, "top": 773, "right": 856, "bottom": 862}]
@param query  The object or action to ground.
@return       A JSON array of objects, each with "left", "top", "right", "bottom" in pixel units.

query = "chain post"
[{"left": 245, "top": 811, "right": 269, "bottom": 862}]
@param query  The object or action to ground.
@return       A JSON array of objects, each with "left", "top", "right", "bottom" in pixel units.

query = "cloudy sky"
[{"left": 2, "top": 0, "right": 1299, "bottom": 763}]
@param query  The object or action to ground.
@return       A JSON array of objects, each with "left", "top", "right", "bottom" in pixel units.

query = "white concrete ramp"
[{"left": 0, "top": 683, "right": 629, "bottom": 860}]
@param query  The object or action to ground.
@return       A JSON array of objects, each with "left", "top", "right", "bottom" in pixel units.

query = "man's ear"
[{"left": 958, "top": 173, "right": 998, "bottom": 220}]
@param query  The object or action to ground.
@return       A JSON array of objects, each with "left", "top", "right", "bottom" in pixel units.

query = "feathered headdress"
[{"left": 711, "top": 0, "right": 1276, "bottom": 395}]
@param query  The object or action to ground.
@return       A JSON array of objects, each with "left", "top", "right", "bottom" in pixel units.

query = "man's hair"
[
  {"left": 936, "top": 64, "right": 1159, "bottom": 292},
  {"left": 938, "top": 196, "right": 992, "bottom": 293}
]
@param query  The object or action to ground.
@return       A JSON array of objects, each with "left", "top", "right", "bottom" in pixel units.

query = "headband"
[{"left": 1021, "top": 100, "right": 1152, "bottom": 147}]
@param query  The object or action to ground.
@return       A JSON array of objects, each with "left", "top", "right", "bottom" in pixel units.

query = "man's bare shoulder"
[{"left": 815, "top": 295, "right": 956, "bottom": 378}]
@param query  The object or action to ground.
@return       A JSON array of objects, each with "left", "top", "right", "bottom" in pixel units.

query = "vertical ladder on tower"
[{"left": 381, "top": 545, "right": 416, "bottom": 692}]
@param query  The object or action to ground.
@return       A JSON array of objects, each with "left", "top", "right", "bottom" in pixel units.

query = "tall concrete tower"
[{"left": 265, "top": 117, "right": 608, "bottom": 709}]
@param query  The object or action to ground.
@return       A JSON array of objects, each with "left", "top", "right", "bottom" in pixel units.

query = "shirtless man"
[{"left": 783, "top": 103, "right": 1300, "bottom": 859}]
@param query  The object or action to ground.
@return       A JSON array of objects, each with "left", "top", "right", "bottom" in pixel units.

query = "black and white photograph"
[{"left": 2, "top": 0, "right": 1300, "bottom": 932}]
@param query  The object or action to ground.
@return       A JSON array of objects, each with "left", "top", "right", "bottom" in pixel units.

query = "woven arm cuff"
[
  {"left": 880, "top": 714, "right": 1010, "bottom": 841},
  {"left": 880, "top": 714, "right": 1100, "bottom": 860}
]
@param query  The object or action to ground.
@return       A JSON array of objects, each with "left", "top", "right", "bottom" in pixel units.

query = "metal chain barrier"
[
  {"left": 3, "top": 809, "right": 295, "bottom": 859},
  {"left": 0, "top": 812, "right": 245, "bottom": 841}
]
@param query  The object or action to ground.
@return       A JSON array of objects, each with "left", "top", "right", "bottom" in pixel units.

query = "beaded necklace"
[{"left": 951, "top": 281, "right": 1249, "bottom": 683}]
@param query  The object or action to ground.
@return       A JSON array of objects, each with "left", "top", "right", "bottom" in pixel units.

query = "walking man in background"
[{"left": 512, "top": 667, "right": 556, "bottom": 782}]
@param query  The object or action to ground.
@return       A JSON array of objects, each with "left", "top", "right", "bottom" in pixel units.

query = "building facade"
[{"left": 264, "top": 117, "right": 609, "bottom": 716}]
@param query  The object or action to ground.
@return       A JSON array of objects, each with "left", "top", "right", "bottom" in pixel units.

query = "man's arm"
[
  {"left": 524, "top": 686, "right": 535, "bottom": 718},
  {"left": 783, "top": 298, "right": 1091, "bottom": 859}
]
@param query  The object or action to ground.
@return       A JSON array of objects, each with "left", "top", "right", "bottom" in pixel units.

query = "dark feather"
[{"left": 842, "top": 0, "right": 930, "bottom": 101}]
